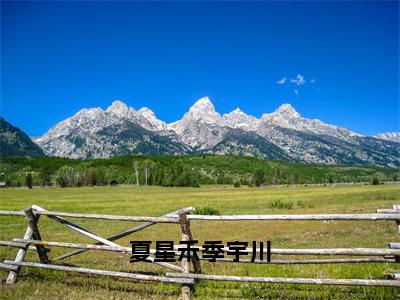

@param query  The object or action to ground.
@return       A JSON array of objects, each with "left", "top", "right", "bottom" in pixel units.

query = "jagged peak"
[
  {"left": 270, "top": 103, "right": 301, "bottom": 119},
  {"left": 276, "top": 103, "right": 298, "bottom": 112},
  {"left": 185, "top": 96, "right": 220, "bottom": 121},
  {"left": 107, "top": 100, "right": 130, "bottom": 113},
  {"left": 168, "top": 97, "right": 222, "bottom": 128},
  {"left": 189, "top": 96, "right": 215, "bottom": 111}
]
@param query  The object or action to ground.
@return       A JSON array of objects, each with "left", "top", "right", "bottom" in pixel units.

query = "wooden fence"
[{"left": 1, "top": 204, "right": 400, "bottom": 299}]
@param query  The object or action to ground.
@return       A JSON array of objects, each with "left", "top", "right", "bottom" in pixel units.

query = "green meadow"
[{"left": 1, "top": 184, "right": 400, "bottom": 299}]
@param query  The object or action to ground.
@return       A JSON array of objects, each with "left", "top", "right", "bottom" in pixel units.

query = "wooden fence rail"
[
  {"left": 165, "top": 272, "right": 400, "bottom": 287},
  {"left": 3, "top": 239, "right": 400, "bottom": 257},
  {"left": 186, "top": 213, "right": 400, "bottom": 221},
  {"left": 1, "top": 204, "right": 400, "bottom": 299}
]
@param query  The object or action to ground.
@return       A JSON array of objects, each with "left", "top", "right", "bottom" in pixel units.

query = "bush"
[
  {"left": 195, "top": 206, "right": 221, "bottom": 215},
  {"left": 233, "top": 181, "right": 241, "bottom": 188},
  {"left": 372, "top": 177, "right": 380, "bottom": 185}
]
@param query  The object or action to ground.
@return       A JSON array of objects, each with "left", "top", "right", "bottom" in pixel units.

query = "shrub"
[
  {"left": 233, "top": 181, "right": 241, "bottom": 188},
  {"left": 372, "top": 176, "right": 380, "bottom": 185},
  {"left": 195, "top": 206, "right": 221, "bottom": 215}
]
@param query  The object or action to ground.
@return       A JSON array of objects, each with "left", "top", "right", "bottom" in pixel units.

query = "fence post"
[
  {"left": 179, "top": 212, "right": 202, "bottom": 274},
  {"left": 179, "top": 212, "right": 202, "bottom": 300},
  {"left": 6, "top": 225, "right": 33, "bottom": 284},
  {"left": 179, "top": 213, "right": 191, "bottom": 300},
  {"left": 24, "top": 206, "right": 49, "bottom": 264},
  {"left": 393, "top": 205, "right": 400, "bottom": 263}
]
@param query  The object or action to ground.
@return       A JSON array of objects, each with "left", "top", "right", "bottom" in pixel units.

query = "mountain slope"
[
  {"left": 205, "top": 129, "right": 294, "bottom": 161},
  {"left": 0, "top": 117, "right": 44, "bottom": 157}
]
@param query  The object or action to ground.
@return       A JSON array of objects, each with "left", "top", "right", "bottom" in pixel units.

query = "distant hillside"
[{"left": 0, "top": 117, "right": 44, "bottom": 157}]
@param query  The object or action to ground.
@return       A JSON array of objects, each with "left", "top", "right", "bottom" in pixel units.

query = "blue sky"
[{"left": 1, "top": 1, "right": 399, "bottom": 136}]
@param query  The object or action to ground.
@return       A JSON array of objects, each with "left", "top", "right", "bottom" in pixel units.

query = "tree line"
[
  {"left": 16, "top": 160, "right": 201, "bottom": 188},
  {"left": 1, "top": 155, "right": 398, "bottom": 188}
]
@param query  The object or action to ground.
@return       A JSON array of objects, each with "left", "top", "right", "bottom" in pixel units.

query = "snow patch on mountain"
[
  {"left": 374, "top": 132, "right": 400, "bottom": 143},
  {"left": 222, "top": 108, "right": 259, "bottom": 130}
]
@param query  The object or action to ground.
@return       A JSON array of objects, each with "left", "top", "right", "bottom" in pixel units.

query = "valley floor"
[{"left": 1, "top": 184, "right": 400, "bottom": 299}]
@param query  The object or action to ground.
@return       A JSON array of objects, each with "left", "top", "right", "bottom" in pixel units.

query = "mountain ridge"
[{"left": 29, "top": 97, "right": 400, "bottom": 167}]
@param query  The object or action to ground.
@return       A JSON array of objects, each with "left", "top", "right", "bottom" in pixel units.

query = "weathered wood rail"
[{"left": 1, "top": 204, "right": 400, "bottom": 299}]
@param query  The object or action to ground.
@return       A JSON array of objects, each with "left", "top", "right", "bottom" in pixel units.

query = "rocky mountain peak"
[
  {"left": 106, "top": 100, "right": 130, "bottom": 115},
  {"left": 274, "top": 103, "right": 301, "bottom": 118},
  {"left": 189, "top": 96, "right": 215, "bottom": 112},
  {"left": 184, "top": 96, "right": 221, "bottom": 124}
]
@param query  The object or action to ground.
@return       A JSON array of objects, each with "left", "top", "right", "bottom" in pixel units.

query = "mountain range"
[{"left": 28, "top": 97, "right": 399, "bottom": 167}]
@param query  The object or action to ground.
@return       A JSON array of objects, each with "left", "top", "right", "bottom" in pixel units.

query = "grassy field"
[{"left": 1, "top": 184, "right": 400, "bottom": 299}]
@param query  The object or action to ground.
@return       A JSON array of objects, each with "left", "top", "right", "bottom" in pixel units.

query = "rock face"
[
  {"left": 33, "top": 97, "right": 400, "bottom": 167},
  {"left": 0, "top": 117, "right": 44, "bottom": 157}
]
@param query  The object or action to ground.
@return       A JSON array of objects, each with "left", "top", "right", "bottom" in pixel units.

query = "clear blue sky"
[{"left": 1, "top": 1, "right": 399, "bottom": 136}]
